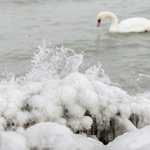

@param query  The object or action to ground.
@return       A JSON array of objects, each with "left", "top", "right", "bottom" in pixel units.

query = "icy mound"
[
  {"left": 25, "top": 122, "right": 103, "bottom": 150},
  {"left": 1, "top": 71, "right": 150, "bottom": 144},
  {"left": 105, "top": 125, "right": 150, "bottom": 150},
  {"left": 1, "top": 41, "right": 150, "bottom": 145},
  {"left": 0, "top": 122, "right": 103, "bottom": 150},
  {"left": 1, "top": 122, "right": 150, "bottom": 150},
  {"left": 0, "top": 131, "right": 29, "bottom": 150}
]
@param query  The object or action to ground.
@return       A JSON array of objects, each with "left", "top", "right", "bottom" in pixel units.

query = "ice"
[
  {"left": 20, "top": 82, "right": 43, "bottom": 95},
  {"left": 0, "top": 131, "right": 29, "bottom": 150},
  {"left": 105, "top": 126, "right": 150, "bottom": 150},
  {"left": 1, "top": 122, "right": 150, "bottom": 150},
  {"left": 5, "top": 122, "right": 101, "bottom": 150},
  {"left": 80, "top": 116, "right": 93, "bottom": 130},
  {"left": 0, "top": 117, "right": 7, "bottom": 131}
]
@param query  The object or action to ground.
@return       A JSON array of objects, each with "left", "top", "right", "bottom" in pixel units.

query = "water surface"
[{"left": 0, "top": 0, "right": 150, "bottom": 94}]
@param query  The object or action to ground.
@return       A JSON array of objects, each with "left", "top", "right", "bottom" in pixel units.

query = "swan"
[{"left": 97, "top": 11, "right": 150, "bottom": 33}]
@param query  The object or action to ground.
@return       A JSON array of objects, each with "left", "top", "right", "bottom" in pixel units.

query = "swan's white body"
[{"left": 97, "top": 11, "right": 150, "bottom": 33}]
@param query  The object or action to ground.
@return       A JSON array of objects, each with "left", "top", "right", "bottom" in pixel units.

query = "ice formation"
[
  {"left": 105, "top": 125, "right": 150, "bottom": 150},
  {"left": 0, "top": 131, "right": 29, "bottom": 150},
  {"left": 25, "top": 122, "right": 103, "bottom": 150},
  {"left": 1, "top": 122, "right": 150, "bottom": 150},
  {"left": 1, "top": 41, "right": 150, "bottom": 149}
]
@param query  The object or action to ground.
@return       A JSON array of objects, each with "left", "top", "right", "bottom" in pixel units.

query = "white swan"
[{"left": 97, "top": 11, "right": 150, "bottom": 33}]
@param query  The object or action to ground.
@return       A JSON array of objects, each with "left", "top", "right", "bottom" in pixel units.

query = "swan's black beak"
[{"left": 97, "top": 19, "right": 101, "bottom": 27}]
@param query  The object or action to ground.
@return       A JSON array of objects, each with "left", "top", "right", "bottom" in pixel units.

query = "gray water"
[{"left": 0, "top": 0, "right": 150, "bottom": 94}]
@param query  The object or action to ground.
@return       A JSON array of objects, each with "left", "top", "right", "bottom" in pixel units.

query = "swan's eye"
[
  {"left": 98, "top": 19, "right": 101, "bottom": 22},
  {"left": 97, "top": 19, "right": 101, "bottom": 27}
]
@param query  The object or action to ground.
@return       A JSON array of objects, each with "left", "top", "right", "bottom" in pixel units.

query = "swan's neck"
[{"left": 103, "top": 12, "right": 118, "bottom": 31}]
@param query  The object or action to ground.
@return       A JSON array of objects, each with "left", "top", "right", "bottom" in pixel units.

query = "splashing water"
[
  {"left": 59, "top": 54, "right": 83, "bottom": 78},
  {"left": 1, "top": 39, "right": 85, "bottom": 84},
  {"left": 137, "top": 73, "right": 150, "bottom": 81}
]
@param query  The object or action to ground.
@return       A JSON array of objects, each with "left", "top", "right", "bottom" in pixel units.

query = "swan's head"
[
  {"left": 97, "top": 11, "right": 114, "bottom": 27},
  {"left": 97, "top": 19, "right": 101, "bottom": 27},
  {"left": 97, "top": 12, "right": 106, "bottom": 27}
]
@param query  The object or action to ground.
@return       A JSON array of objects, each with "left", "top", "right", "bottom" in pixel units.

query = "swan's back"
[{"left": 118, "top": 18, "right": 150, "bottom": 33}]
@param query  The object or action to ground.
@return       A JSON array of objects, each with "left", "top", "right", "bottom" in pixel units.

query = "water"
[{"left": 1, "top": 0, "right": 150, "bottom": 95}]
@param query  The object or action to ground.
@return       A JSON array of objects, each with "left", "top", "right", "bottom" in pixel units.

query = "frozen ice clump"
[
  {"left": 0, "top": 84, "right": 14, "bottom": 94},
  {"left": 91, "top": 80, "right": 116, "bottom": 100},
  {"left": 0, "top": 95, "right": 7, "bottom": 116},
  {"left": 115, "top": 116, "right": 137, "bottom": 132},
  {"left": 69, "top": 118, "right": 83, "bottom": 131},
  {"left": 0, "top": 131, "right": 29, "bottom": 150},
  {"left": 25, "top": 122, "right": 103, "bottom": 150},
  {"left": 2, "top": 89, "right": 28, "bottom": 124},
  {"left": 25, "top": 122, "right": 73, "bottom": 149},
  {"left": 3, "top": 89, "right": 28, "bottom": 108},
  {"left": 57, "top": 85, "right": 77, "bottom": 105},
  {"left": 80, "top": 116, "right": 93, "bottom": 130},
  {"left": 0, "top": 117, "right": 7, "bottom": 131},
  {"left": 20, "top": 82, "right": 43, "bottom": 95},
  {"left": 78, "top": 89, "right": 99, "bottom": 117},
  {"left": 63, "top": 72, "right": 93, "bottom": 90},
  {"left": 67, "top": 103, "right": 86, "bottom": 118},
  {"left": 118, "top": 104, "right": 131, "bottom": 119},
  {"left": 28, "top": 94, "right": 63, "bottom": 122},
  {"left": 1, "top": 122, "right": 150, "bottom": 150},
  {"left": 105, "top": 125, "right": 150, "bottom": 150},
  {"left": 15, "top": 111, "right": 31, "bottom": 127}
]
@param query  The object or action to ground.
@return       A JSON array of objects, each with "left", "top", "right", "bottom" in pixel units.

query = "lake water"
[{"left": 0, "top": 0, "right": 150, "bottom": 94}]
